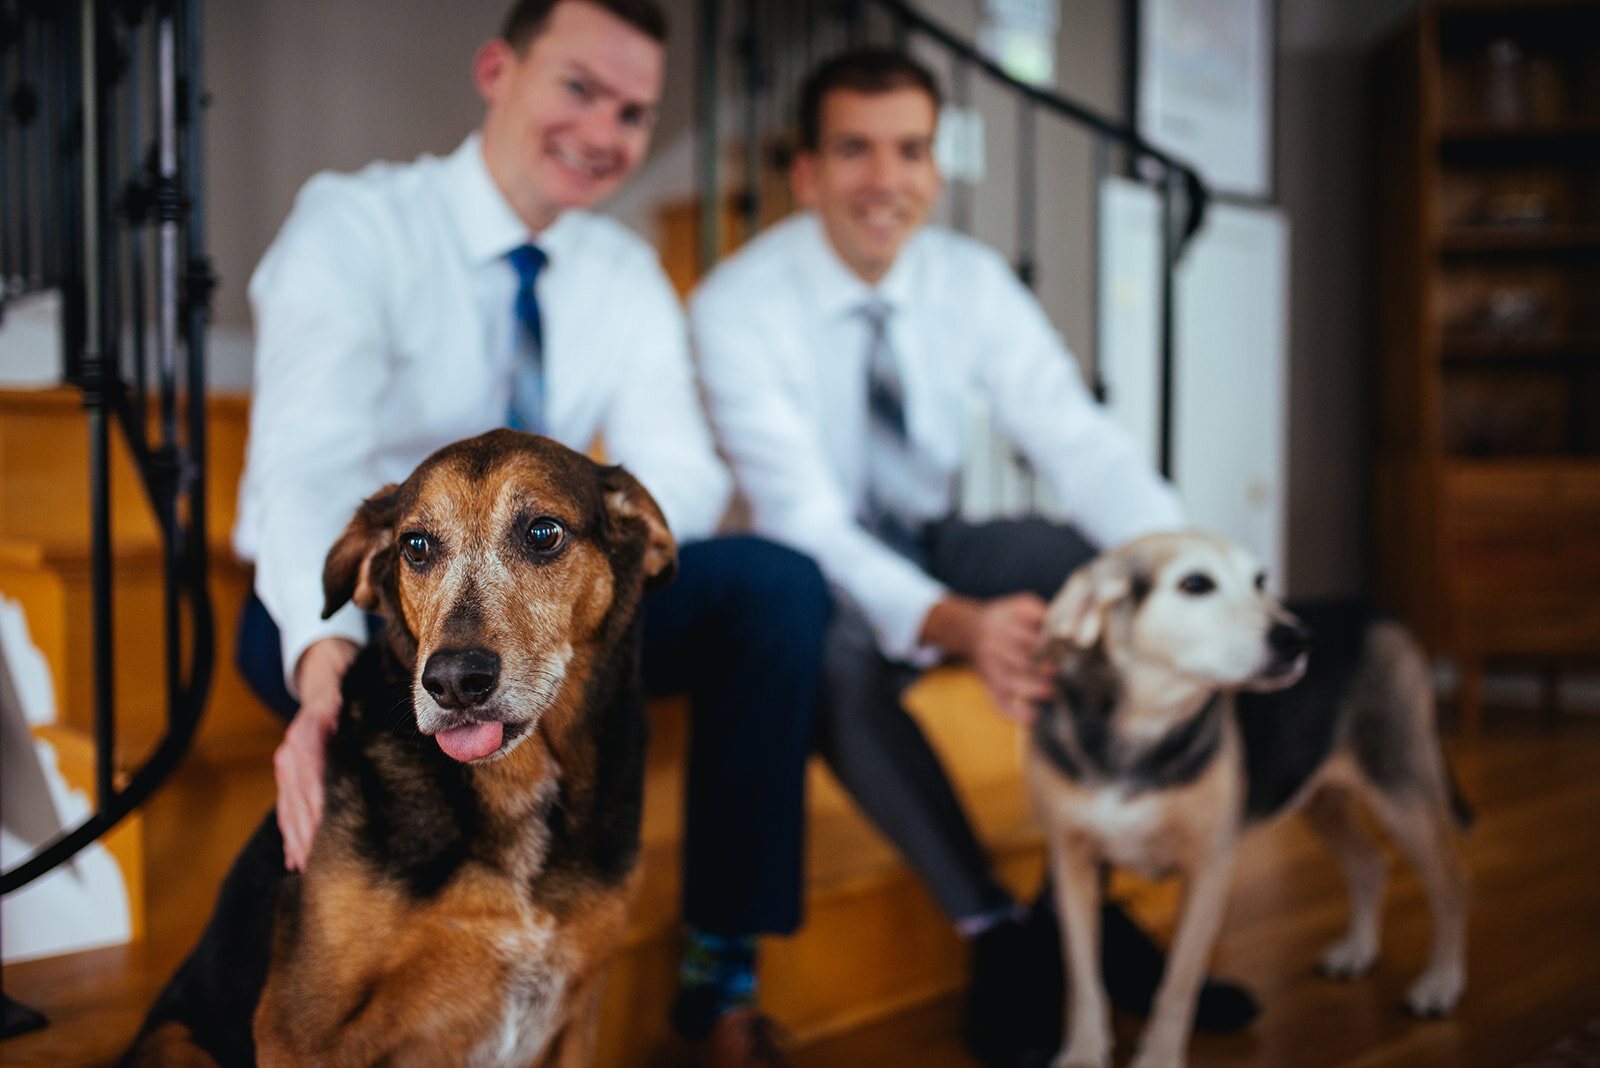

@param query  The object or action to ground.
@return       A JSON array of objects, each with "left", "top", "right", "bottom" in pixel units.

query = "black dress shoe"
[
  {"left": 964, "top": 895, "right": 1259, "bottom": 1066},
  {"left": 961, "top": 913, "right": 1062, "bottom": 1068},
  {"left": 1100, "top": 899, "right": 1260, "bottom": 1032}
]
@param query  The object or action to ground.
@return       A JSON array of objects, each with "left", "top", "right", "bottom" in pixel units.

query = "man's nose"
[
  {"left": 572, "top": 106, "right": 623, "bottom": 153},
  {"left": 863, "top": 152, "right": 901, "bottom": 191}
]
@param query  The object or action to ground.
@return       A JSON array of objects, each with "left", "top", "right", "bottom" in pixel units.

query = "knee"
[{"left": 714, "top": 535, "right": 831, "bottom": 637}]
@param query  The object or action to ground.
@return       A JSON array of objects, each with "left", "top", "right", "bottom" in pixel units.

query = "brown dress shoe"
[{"left": 695, "top": 1007, "right": 793, "bottom": 1068}]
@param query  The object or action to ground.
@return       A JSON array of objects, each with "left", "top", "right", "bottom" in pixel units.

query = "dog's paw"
[
  {"left": 1127, "top": 1048, "right": 1186, "bottom": 1068},
  {"left": 1317, "top": 935, "right": 1378, "bottom": 979},
  {"left": 1403, "top": 966, "right": 1463, "bottom": 1018},
  {"left": 1051, "top": 1035, "right": 1111, "bottom": 1068},
  {"left": 1051, "top": 1051, "right": 1110, "bottom": 1068}
]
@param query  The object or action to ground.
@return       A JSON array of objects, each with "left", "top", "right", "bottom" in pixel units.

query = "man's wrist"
[{"left": 918, "top": 595, "right": 982, "bottom": 658}]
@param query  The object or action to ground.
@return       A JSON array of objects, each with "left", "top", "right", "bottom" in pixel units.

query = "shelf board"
[
  {"left": 1441, "top": 455, "right": 1600, "bottom": 484},
  {"left": 1439, "top": 119, "right": 1600, "bottom": 164},
  {"left": 1441, "top": 334, "right": 1600, "bottom": 362},
  {"left": 1440, "top": 225, "right": 1600, "bottom": 253}
]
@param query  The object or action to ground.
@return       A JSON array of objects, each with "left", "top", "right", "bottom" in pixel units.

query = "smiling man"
[
  {"left": 232, "top": 3, "right": 825, "bottom": 1062},
  {"left": 690, "top": 49, "right": 1256, "bottom": 1065}
]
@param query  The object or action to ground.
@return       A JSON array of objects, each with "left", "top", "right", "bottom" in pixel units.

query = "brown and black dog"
[{"left": 124, "top": 428, "right": 675, "bottom": 1067}]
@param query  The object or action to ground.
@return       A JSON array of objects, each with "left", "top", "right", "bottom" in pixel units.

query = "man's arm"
[
  {"left": 920, "top": 594, "right": 1053, "bottom": 722},
  {"left": 273, "top": 637, "right": 357, "bottom": 870},
  {"left": 695, "top": 284, "right": 1052, "bottom": 714},
  {"left": 239, "top": 175, "right": 395, "bottom": 868},
  {"left": 975, "top": 252, "right": 1183, "bottom": 545},
  {"left": 598, "top": 252, "right": 730, "bottom": 542},
  {"left": 692, "top": 284, "right": 946, "bottom": 663}
]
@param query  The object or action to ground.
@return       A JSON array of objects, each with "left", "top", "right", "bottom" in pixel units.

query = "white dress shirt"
[
  {"left": 691, "top": 212, "right": 1182, "bottom": 663},
  {"left": 234, "top": 132, "right": 730, "bottom": 687}
]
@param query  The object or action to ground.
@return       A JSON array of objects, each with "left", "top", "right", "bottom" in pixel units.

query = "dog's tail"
[{"left": 1444, "top": 757, "right": 1475, "bottom": 832}]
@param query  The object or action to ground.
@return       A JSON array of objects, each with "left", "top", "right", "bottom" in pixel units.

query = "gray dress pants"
[{"left": 813, "top": 515, "right": 1098, "bottom": 922}]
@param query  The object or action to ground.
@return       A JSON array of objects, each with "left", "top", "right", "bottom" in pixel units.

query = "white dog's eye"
[
  {"left": 1177, "top": 572, "right": 1216, "bottom": 595},
  {"left": 1254, "top": 572, "right": 1267, "bottom": 591}
]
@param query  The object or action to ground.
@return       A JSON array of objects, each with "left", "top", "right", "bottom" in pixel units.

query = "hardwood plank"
[{"left": 5, "top": 722, "right": 1598, "bottom": 1067}]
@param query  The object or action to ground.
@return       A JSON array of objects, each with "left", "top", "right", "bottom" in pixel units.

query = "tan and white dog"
[{"left": 1027, "top": 531, "right": 1470, "bottom": 1068}]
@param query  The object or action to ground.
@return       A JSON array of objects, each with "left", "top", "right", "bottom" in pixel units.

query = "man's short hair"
[
  {"left": 797, "top": 48, "right": 943, "bottom": 152},
  {"left": 500, "top": 0, "right": 668, "bottom": 51}
]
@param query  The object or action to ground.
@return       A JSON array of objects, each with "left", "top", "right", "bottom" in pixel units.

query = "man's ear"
[
  {"left": 472, "top": 37, "right": 514, "bottom": 106},
  {"left": 322, "top": 484, "right": 402, "bottom": 619},
  {"left": 603, "top": 466, "right": 678, "bottom": 591},
  {"left": 1043, "top": 556, "right": 1129, "bottom": 651}
]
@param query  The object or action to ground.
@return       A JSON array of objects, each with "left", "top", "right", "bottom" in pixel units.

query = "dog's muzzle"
[{"left": 421, "top": 648, "right": 507, "bottom": 761}]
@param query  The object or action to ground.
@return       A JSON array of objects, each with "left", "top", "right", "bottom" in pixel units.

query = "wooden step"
[
  {"left": 0, "top": 387, "right": 249, "bottom": 552},
  {"left": 4, "top": 669, "right": 1037, "bottom": 1065}
]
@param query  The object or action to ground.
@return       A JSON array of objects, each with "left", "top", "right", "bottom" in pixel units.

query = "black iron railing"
[
  {"left": 695, "top": 0, "right": 1208, "bottom": 478},
  {"left": 0, "top": 0, "right": 212, "bottom": 908}
]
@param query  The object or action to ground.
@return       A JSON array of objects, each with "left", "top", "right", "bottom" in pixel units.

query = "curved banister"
[{"left": 0, "top": 0, "right": 213, "bottom": 907}]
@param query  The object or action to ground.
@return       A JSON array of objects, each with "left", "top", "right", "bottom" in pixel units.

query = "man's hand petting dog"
[
  {"left": 273, "top": 636, "right": 357, "bottom": 871},
  {"left": 922, "top": 592, "right": 1055, "bottom": 722}
]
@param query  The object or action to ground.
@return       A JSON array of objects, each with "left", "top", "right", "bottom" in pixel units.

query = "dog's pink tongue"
[{"left": 435, "top": 721, "right": 503, "bottom": 762}]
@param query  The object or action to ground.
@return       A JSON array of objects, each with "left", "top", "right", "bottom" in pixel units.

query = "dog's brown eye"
[
  {"left": 401, "top": 532, "right": 432, "bottom": 564},
  {"left": 527, "top": 518, "right": 565, "bottom": 554},
  {"left": 1178, "top": 572, "right": 1215, "bottom": 595}
]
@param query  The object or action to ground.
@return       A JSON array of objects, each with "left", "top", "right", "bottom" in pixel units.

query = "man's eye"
[
  {"left": 1177, "top": 572, "right": 1216, "bottom": 595},
  {"left": 401, "top": 533, "right": 432, "bottom": 564},
  {"left": 527, "top": 518, "right": 565, "bottom": 554},
  {"left": 566, "top": 78, "right": 593, "bottom": 101}
]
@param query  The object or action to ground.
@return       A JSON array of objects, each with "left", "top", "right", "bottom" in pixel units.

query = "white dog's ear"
[{"left": 1044, "top": 559, "right": 1130, "bottom": 650}]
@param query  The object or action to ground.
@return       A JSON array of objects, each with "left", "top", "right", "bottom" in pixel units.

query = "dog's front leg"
[
  {"left": 1050, "top": 830, "right": 1111, "bottom": 1068},
  {"left": 541, "top": 971, "right": 606, "bottom": 1068},
  {"left": 1129, "top": 844, "right": 1237, "bottom": 1068}
]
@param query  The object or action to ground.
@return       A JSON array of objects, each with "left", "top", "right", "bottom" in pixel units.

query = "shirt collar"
[
  {"left": 797, "top": 211, "right": 919, "bottom": 321},
  {"left": 441, "top": 131, "right": 578, "bottom": 266}
]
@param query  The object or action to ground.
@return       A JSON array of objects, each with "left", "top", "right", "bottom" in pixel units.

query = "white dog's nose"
[{"left": 1268, "top": 622, "right": 1311, "bottom": 661}]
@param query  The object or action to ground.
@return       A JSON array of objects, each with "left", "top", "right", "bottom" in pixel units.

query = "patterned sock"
[
  {"left": 671, "top": 927, "right": 759, "bottom": 1040},
  {"left": 954, "top": 901, "right": 1028, "bottom": 939}
]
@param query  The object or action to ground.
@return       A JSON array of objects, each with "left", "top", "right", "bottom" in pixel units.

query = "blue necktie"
[{"left": 506, "top": 243, "right": 548, "bottom": 433}]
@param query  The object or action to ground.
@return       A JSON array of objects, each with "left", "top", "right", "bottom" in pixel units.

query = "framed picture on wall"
[{"left": 1133, "top": 0, "right": 1276, "bottom": 202}]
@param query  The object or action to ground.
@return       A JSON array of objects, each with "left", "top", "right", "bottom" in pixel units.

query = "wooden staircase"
[{"left": 0, "top": 386, "right": 1047, "bottom": 1063}]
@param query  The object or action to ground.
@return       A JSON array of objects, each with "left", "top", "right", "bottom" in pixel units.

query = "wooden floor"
[{"left": 6, "top": 714, "right": 1600, "bottom": 1067}]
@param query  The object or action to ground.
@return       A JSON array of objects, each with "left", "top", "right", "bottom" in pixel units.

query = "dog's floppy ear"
[
  {"left": 322, "top": 484, "right": 402, "bottom": 618},
  {"left": 1044, "top": 555, "right": 1130, "bottom": 651},
  {"left": 602, "top": 466, "right": 678, "bottom": 591}
]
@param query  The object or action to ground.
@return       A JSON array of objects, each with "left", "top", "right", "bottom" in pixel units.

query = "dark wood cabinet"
[{"left": 1373, "top": 1, "right": 1600, "bottom": 731}]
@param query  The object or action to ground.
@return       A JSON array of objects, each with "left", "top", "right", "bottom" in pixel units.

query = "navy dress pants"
[{"left": 236, "top": 533, "right": 828, "bottom": 939}]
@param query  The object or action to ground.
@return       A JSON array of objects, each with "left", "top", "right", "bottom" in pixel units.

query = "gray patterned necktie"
[{"left": 858, "top": 299, "right": 925, "bottom": 562}]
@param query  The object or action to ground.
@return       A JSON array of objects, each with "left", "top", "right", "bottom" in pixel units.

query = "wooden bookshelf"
[{"left": 1373, "top": 1, "right": 1600, "bottom": 733}]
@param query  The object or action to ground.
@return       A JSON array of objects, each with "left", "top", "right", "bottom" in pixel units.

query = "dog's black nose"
[
  {"left": 421, "top": 648, "right": 501, "bottom": 708},
  {"left": 1268, "top": 621, "right": 1311, "bottom": 660}
]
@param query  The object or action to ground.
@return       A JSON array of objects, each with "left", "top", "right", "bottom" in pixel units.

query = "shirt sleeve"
[
  {"left": 974, "top": 252, "right": 1185, "bottom": 547},
  {"left": 237, "top": 176, "right": 395, "bottom": 691},
  {"left": 692, "top": 282, "right": 946, "bottom": 663},
  {"left": 597, "top": 251, "right": 731, "bottom": 543}
]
